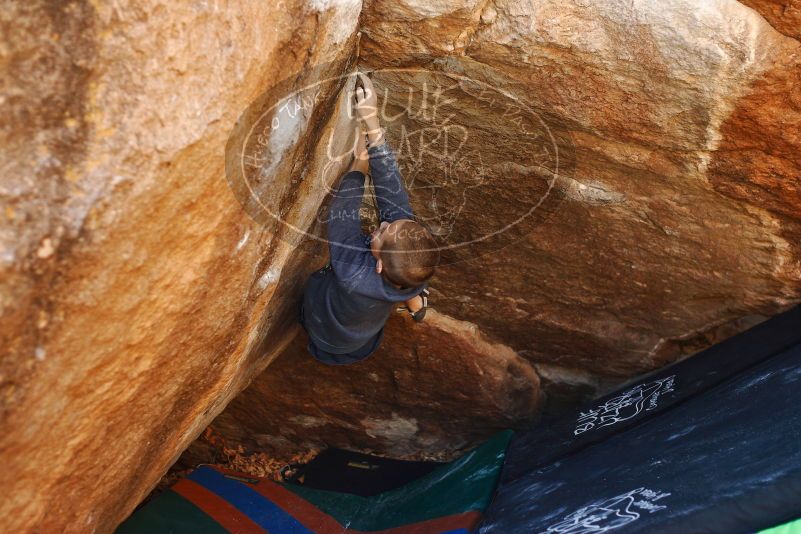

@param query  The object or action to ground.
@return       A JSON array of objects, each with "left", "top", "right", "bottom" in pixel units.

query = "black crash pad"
[
  {"left": 500, "top": 305, "right": 801, "bottom": 482},
  {"left": 481, "top": 305, "right": 801, "bottom": 533},
  {"left": 285, "top": 447, "right": 444, "bottom": 497}
]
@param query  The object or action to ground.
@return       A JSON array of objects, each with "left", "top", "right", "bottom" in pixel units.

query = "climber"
[{"left": 299, "top": 73, "right": 439, "bottom": 365}]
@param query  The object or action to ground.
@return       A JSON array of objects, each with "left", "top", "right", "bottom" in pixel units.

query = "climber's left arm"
[
  {"left": 327, "top": 170, "right": 367, "bottom": 276},
  {"left": 368, "top": 142, "right": 415, "bottom": 223}
]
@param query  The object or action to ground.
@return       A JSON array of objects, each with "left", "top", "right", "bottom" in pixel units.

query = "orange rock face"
[
  {"left": 0, "top": 0, "right": 361, "bottom": 531},
  {"left": 204, "top": 0, "right": 801, "bottom": 482},
  {"left": 739, "top": 0, "right": 801, "bottom": 39},
  {"left": 354, "top": 0, "right": 801, "bottom": 376},
  {"left": 204, "top": 312, "right": 541, "bottom": 459},
  {"left": 708, "top": 36, "right": 801, "bottom": 265}
]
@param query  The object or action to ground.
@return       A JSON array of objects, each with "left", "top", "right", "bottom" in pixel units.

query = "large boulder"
[
  {"left": 3, "top": 0, "right": 801, "bottom": 530},
  {"left": 202, "top": 311, "right": 542, "bottom": 459},
  {"left": 200, "top": 0, "right": 801, "bottom": 466},
  {"left": 356, "top": 0, "right": 801, "bottom": 377},
  {"left": 0, "top": 0, "right": 361, "bottom": 531}
]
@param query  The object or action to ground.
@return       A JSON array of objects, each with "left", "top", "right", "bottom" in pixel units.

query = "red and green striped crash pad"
[{"left": 117, "top": 430, "right": 512, "bottom": 533}]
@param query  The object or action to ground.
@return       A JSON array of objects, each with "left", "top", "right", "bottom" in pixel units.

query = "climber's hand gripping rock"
[{"left": 353, "top": 72, "right": 384, "bottom": 147}]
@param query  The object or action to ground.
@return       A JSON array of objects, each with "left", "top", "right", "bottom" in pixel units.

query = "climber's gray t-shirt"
[{"left": 301, "top": 143, "right": 425, "bottom": 364}]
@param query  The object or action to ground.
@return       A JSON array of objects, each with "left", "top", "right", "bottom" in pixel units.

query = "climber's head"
[{"left": 370, "top": 219, "right": 439, "bottom": 288}]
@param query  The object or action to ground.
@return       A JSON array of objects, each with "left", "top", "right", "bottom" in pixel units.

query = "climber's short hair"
[{"left": 379, "top": 220, "right": 439, "bottom": 288}]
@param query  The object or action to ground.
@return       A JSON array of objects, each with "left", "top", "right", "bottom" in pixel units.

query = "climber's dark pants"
[
  {"left": 298, "top": 266, "right": 385, "bottom": 365},
  {"left": 303, "top": 326, "right": 383, "bottom": 365}
]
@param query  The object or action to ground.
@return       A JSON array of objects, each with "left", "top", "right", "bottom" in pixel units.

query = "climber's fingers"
[
  {"left": 355, "top": 74, "right": 377, "bottom": 103},
  {"left": 355, "top": 87, "right": 375, "bottom": 107},
  {"left": 352, "top": 86, "right": 366, "bottom": 119},
  {"left": 357, "top": 72, "right": 373, "bottom": 92},
  {"left": 352, "top": 73, "right": 379, "bottom": 123}
]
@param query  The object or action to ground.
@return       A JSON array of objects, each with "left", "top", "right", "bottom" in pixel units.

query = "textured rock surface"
[
  {"left": 200, "top": 311, "right": 541, "bottom": 459},
  {"left": 3, "top": 0, "right": 801, "bottom": 531},
  {"left": 356, "top": 0, "right": 801, "bottom": 377},
  {"left": 740, "top": 0, "right": 801, "bottom": 39},
  {"left": 0, "top": 0, "right": 361, "bottom": 531}
]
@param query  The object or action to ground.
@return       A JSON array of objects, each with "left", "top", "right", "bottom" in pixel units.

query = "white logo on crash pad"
[
  {"left": 540, "top": 487, "right": 671, "bottom": 534},
  {"left": 574, "top": 375, "right": 676, "bottom": 436}
]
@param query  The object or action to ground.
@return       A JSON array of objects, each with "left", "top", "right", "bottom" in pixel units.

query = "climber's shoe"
[{"left": 397, "top": 288, "right": 429, "bottom": 323}]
